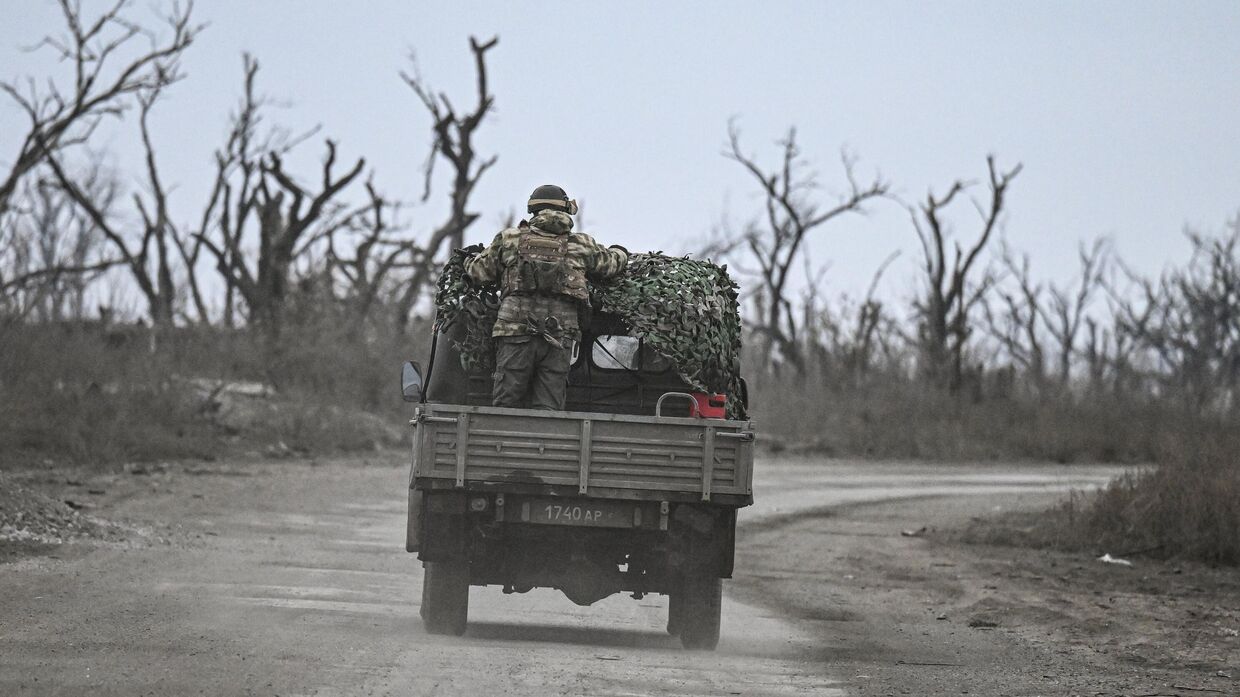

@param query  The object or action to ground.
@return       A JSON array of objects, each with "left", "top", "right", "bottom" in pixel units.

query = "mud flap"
[
  {"left": 672, "top": 504, "right": 737, "bottom": 578},
  {"left": 406, "top": 489, "right": 424, "bottom": 553},
  {"left": 419, "top": 491, "right": 467, "bottom": 562}
]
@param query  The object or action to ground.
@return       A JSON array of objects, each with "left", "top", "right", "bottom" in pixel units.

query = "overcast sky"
[{"left": 4, "top": 0, "right": 1239, "bottom": 307}]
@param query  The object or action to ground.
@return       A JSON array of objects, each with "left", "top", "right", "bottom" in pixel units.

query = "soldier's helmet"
[{"left": 527, "top": 184, "right": 578, "bottom": 215}]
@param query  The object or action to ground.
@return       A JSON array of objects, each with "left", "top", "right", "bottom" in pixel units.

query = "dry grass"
[
  {"left": 748, "top": 370, "right": 1180, "bottom": 463},
  {"left": 749, "top": 365, "right": 1240, "bottom": 565},
  {"left": 959, "top": 423, "right": 1240, "bottom": 565},
  {"left": 1057, "top": 426, "right": 1240, "bottom": 564},
  {"left": 7, "top": 316, "right": 1237, "bottom": 565},
  {"left": 0, "top": 318, "right": 422, "bottom": 469}
]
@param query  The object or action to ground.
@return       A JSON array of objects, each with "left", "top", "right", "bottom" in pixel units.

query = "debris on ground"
[
  {"left": 901, "top": 526, "right": 928, "bottom": 537},
  {"left": 0, "top": 473, "right": 124, "bottom": 552},
  {"left": 1097, "top": 553, "right": 1134, "bottom": 567}
]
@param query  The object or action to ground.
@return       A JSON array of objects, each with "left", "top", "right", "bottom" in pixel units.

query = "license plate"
[{"left": 514, "top": 498, "right": 641, "bottom": 529}]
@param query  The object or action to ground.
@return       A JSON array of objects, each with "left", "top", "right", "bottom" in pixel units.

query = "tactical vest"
[{"left": 501, "top": 229, "right": 588, "bottom": 301}]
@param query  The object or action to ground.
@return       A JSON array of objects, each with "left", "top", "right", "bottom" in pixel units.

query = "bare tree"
[
  {"left": 0, "top": 171, "right": 119, "bottom": 321},
  {"left": 806, "top": 251, "right": 902, "bottom": 386},
  {"left": 393, "top": 35, "right": 499, "bottom": 329},
  {"left": 1100, "top": 265, "right": 1160, "bottom": 396},
  {"left": 724, "top": 121, "right": 889, "bottom": 371},
  {"left": 200, "top": 54, "right": 300, "bottom": 327},
  {"left": 42, "top": 81, "right": 191, "bottom": 328},
  {"left": 1084, "top": 312, "right": 1140, "bottom": 396},
  {"left": 324, "top": 179, "right": 419, "bottom": 328},
  {"left": 402, "top": 35, "right": 497, "bottom": 245},
  {"left": 984, "top": 245, "right": 1046, "bottom": 387},
  {"left": 1040, "top": 238, "right": 1108, "bottom": 385},
  {"left": 186, "top": 54, "right": 351, "bottom": 331},
  {"left": 0, "top": 0, "right": 201, "bottom": 217},
  {"left": 910, "top": 155, "right": 1022, "bottom": 390},
  {"left": 1113, "top": 224, "right": 1240, "bottom": 411},
  {"left": 199, "top": 140, "right": 364, "bottom": 332}
]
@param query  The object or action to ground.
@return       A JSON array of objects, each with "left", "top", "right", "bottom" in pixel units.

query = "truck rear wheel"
[
  {"left": 421, "top": 561, "right": 469, "bottom": 636},
  {"left": 677, "top": 576, "right": 722, "bottom": 650}
]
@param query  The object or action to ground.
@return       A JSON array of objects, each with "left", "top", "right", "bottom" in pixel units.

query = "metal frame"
[{"left": 412, "top": 402, "right": 755, "bottom": 505}]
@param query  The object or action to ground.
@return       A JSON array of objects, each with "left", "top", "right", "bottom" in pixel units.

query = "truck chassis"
[{"left": 407, "top": 402, "right": 755, "bottom": 649}]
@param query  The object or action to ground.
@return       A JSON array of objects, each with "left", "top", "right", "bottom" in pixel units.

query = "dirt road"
[{"left": 0, "top": 456, "right": 1156, "bottom": 695}]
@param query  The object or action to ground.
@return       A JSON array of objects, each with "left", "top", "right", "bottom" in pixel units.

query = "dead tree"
[
  {"left": 200, "top": 141, "right": 364, "bottom": 332},
  {"left": 396, "top": 35, "right": 498, "bottom": 329},
  {"left": 725, "top": 121, "right": 889, "bottom": 372},
  {"left": 200, "top": 54, "right": 290, "bottom": 327},
  {"left": 797, "top": 255, "right": 833, "bottom": 375},
  {"left": 808, "top": 251, "right": 901, "bottom": 387},
  {"left": 1102, "top": 267, "right": 1159, "bottom": 396},
  {"left": 324, "top": 179, "right": 419, "bottom": 328},
  {"left": 911, "top": 155, "right": 1022, "bottom": 391},
  {"left": 0, "top": 172, "right": 119, "bottom": 321},
  {"left": 1114, "top": 224, "right": 1240, "bottom": 411},
  {"left": 1040, "top": 238, "right": 1108, "bottom": 386},
  {"left": 983, "top": 245, "right": 1046, "bottom": 388},
  {"left": 402, "top": 35, "right": 497, "bottom": 247},
  {"left": 1085, "top": 312, "right": 1141, "bottom": 396},
  {"left": 42, "top": 81, "right": 191, "bottom": 328},
  {"left": 190, "top": 54, "right": 346, "bottom": 331},
  {"left": 0, "top": 0, "right": 200, "bottom": 217}
]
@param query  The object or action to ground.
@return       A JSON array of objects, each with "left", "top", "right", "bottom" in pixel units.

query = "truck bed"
[{"left": 410, "top": 403, "right": 755, "bottom": 507}]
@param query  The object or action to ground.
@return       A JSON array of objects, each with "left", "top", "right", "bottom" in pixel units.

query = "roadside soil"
[
  {"left": 0, "top": 470, "right": 135, "bottom": 564},
  {"left": 2, "top": 456, "right": 1237, "bottom": 696},
  {"left": 733, "top": 493, "right": 1240, "bottom": 696}
]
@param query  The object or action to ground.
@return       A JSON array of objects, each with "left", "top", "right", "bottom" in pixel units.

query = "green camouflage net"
[
  {"left": 434, "top": 248, "right": 500, "bottom": 373},
  {"left": 435, "top": 249, "right": 746, "bottom": 419}
]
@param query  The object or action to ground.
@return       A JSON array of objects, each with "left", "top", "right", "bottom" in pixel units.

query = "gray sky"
[{"left": 4, "top": 0, "right": 1240, "bottom": 307}]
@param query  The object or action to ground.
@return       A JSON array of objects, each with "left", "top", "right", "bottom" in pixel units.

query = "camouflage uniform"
[{"left": 466, "top": 209, "right": 628, "bottom": 409}]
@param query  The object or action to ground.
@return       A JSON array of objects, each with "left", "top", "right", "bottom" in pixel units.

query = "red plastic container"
[{"left": 691, "top": 392, "right": 727, "bottom": 419}]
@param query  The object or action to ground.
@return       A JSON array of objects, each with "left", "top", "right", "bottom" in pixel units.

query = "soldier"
[{"left": 465, "top": 185, "right": 629, "bottom": 410}]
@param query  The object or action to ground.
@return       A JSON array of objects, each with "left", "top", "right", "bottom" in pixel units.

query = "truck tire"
[
  {"left": 421, "top": 561, "right": 469, "bottom": 636},
  {"left": 678, "top": 576, "right": 722, "bottom": 650}
]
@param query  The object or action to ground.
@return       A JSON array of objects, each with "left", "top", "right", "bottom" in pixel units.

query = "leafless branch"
[
  {"left": 723, "top": 119, "right": 889, "bottom": 371},
  {"left": 912, "top": 155, "right": 1022, "bottom": 390},
  {"left": 0, "top": 0, "right": 203, "bottom": 216},
  {"left": 395, "top": 35, "right": 499, "bottom": 330}
]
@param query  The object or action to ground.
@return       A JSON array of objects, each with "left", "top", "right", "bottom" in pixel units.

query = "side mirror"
[
  {"left": 401, "top": 361, "right": 424, "bottom": 403},
  {"left": 737, "top": 376, "right": 750, "bottom": 411}
]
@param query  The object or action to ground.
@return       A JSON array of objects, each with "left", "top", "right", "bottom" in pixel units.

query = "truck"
[{"left": 403, "top": 270, "right": 754, "bottom": 650}]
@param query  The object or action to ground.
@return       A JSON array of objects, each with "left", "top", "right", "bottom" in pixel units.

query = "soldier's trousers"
[{"left": 492, "top": 335, "right": 571, "bottom": 410}]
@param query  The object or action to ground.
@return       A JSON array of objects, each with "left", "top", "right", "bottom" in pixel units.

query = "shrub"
[
  {"left": 0, "top": 317, "right": 425, "bottom": 468},
  {"left": 747, "top": 366, "right": 1183, "bottom": 463}
]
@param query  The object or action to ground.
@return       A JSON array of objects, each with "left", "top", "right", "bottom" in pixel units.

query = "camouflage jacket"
[{"left": 465, "top": 210, "right": 628, "bottom": 341}]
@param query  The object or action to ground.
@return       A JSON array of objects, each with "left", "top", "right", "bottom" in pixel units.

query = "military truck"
[{"left": 402, "top": 287, "right": 755, "bottom": 650}]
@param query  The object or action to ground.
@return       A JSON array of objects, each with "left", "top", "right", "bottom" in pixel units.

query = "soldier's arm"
[
  {"left": 465, "top": 233, "right": 505, "bottom": 286},
  {"left": 580, "top": 234, "right": 629, "bottom": 280}
]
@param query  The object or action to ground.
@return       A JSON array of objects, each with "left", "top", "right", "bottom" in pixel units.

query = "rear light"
[
  {"left": 469, "top": 496, "right": 489, "bottom": 512},
  {"left": 690, "top": 392, "right": 727, "bottom": 419}
]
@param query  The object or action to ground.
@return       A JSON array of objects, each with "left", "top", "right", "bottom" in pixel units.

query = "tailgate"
[{"left": 411, "top": 403, "right": 754, "bottom": 503}]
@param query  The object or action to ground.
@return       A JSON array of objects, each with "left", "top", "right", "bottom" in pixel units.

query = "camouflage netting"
[
  {"left": 434, "top": 249, "right": 501, "bottom": 373},
  {"left": 433, "top": 249, "right": 746, "bottom": 419}
]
